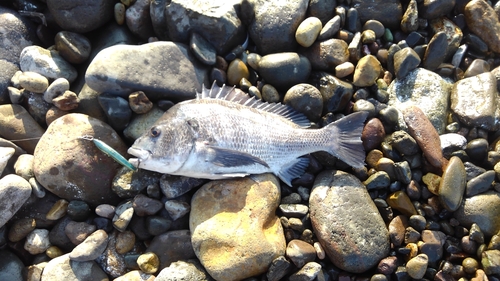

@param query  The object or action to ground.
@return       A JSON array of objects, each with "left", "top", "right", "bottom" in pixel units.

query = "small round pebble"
[
  {"left": 8, "top": 218, "right": 36, "bottom": 242},
  {"left": 24, "top": 229, "right": 51, "bottom": 255},
  {"left": 463, "top": 257, "right": 479, "bottom": 274},
  {"left": 52, "top": 90, "right": 80, "bottom": 111},
  {"left": 137, "top": 252, "right": 160, "bottom": 274},
  {"left": 363, "top": 20, "right": 385, "bottom": 38},
  {"left": 129, "top": 91, "right": 153, "bottom": 114},
  {"left": 286, "top": 239, "right": 317, "bottom": 268},
  {"left": 95, "top": 204, "right": 116, "bottom": 219},
  {"left": 55, "top": 31, "right": 91, "bottom": 64},
  {"left": 46, "top": 245, "right": 64, "bottom": 259},
  {"left": 19, "top": 71, "right": 49, "bottom": 93},
  {"left": 406, "top": 254, "right": 428, "bottom": 279},
  {"left": 283, "top": 83, "right": 323, "bottom": 121},
  {"left": 335, "top": 61, "right": 355, "bottom": 78},
  {"left": 46, "top": 199, "right": 69, "bottom": 221},
  {"left": 296, "top": 17, "right": 323, "bottom": 47},
  {"left": 114, "top": 3, "right": 126, "bottom": 25},
  {"left": 227, "top": 58, "right": 249, "bottom": 86},
  {"left": 67, "top": 200, "right": 91, "bottom": 221},
  {"left": 115, "top": 230, "right": 136, "bottom": 254},
  {"left": 261, "top": 84, "right": 280, "bottom": 103},
  {"left": 43, "top": 78, "right": 70, "bottom": 103}
]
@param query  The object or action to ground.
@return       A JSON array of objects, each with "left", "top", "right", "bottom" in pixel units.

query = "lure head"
[{"left": 128, "top": 107, "right": 194, "bottom": 174}]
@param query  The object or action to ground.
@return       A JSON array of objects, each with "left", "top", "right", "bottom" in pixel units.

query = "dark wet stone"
[
  {"left": 300, "top": 39, "right": 349, "bottom": 71},
  {"left": 463, "top": 59, "right": 490, "bottom": 78},
  {"left": 190, "top": 32, "right": 217, "bottom": 66},
  {"left": 352, "top": 0, "right": 402, "bottom": 29},
  {"left": 146, "top": 216, "right": 172, "bottom": 236},
  {"left": 318, "top": 16, "right": 341, "bottom": 40},
  {"left": 55, "top": 31, "right": 91, "bottom": 64},
  {"left": 97, "top": 93, "right": 131, "bottom": 131},
  {"left": 393, "top": 47, "right": 421, "bottom": 79},
  {"left": 418, "top": 0, "right": 456, "bottom": 19},
  {"left": 362, "top": 118, "right": 385, "bottom": 151},
  {"left": 146, "top": 230, "right": 196, "bottom": 269},
  {"left": 466, "top": 138, "right": 489, "bottom": 163},
  {"left": 465, "top": 0, "right": 500, "bottom": 53},
  {"left": 346, "top": 8, "right": 361, "bottom": 33},
  {"left": 310, "top": 170, "right": 389, "bottom": 273},
  {"left": 465, "top": 34, "right": 489, "bottom": 54},
  {"left": 284, "top": 83, "right": 323, "bottom": 122},
  {"left": 47, "top": 0, "right": 114, "bottom": 33},
  {"left": 309, "top": 71, "right": 353, "bottom": 114},
  {"left": 267, "top": 256, "right": 293, "bottom": 281},
  {"left": 420, "top": 230, "right": 446, "bottom": 264},
  {"left": 423, "top": 32, "right": 448, "bottom": 71},
  {"left": 125, "top": 0, "right": 155, "bottom": 40},
  {"left": 0, "top": 249, "right": 25, "bottom": 281},
  {"left": 258, "top": 52, "right": 311, "bottom": 90},
  {"left": 132, "top": 194, "right": 163, "bottom": 216},
  {"left": 150, "top": 0, "right": 169, "bottom": 40},
  {"left": 466, "top": 170, "right": 495, "bottom": 197},
  {"left": 8, "top": 218, "right": 36, "bottom": 242},
  {"left": 439, "top": 156, "right": 466, "bottom": 211},
  {"left": 67, "top": 200, "right": 91, "bottom": 222},
  {"left": 159, "top": 175, "right": 206, "bottom": 199}
]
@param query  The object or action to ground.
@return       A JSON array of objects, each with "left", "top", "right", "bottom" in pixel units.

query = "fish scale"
[{"left": 128, "top": 83, "right": 368, "bottom": 186}]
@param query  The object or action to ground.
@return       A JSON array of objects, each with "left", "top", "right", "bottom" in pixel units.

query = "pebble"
[
  {"left": 335, "top": 62, "right": 355, "bottom": 78},
  {"left": 387, "top": 191, "right": 417, "bottom": 216},
  {"left": 466, "top": 170, "right": 495, "bottom": 197},
  {"left": 0, "top": 104, "right": 44, "bottom": 154},
  {"left": 113, "top": 200, "right": 134, "bottom": 232},
  {"left": 47, "top": 0, "right": 114, "bottom": 33},
  {"left": 46, "top": 199, "right": 69, "bottom": 220},
  {"left": 13, "top": 154, "right": 34, "bottom": 180},
  {"left": 439, "top": 156, "right": 466, "bottom": 211},
  {"left": 464, "top": 59, "right": 490, "bottom": 78},
  {"left": 67, "top": 200, "right": 91, "bottom": 221},
  {"left": 43, "top": 78, "right": 70, "bottom": 104},
  {"left": 0, "top": 249, "right": 26, "bottom": 281},
  {"left": 465, "top": 0, "right": 500, "bottom": 53},
  {"left": 283, "top": 83, "right": 323, "bottom": 121},
  {"left": 189, "top": 32, "right": 217, "bottom": 66},
  {"left": 164, "top": 200, "right": 190, "bottom": 221},
  {"left": 286, "top": 239, "right": 317, "bottom": 268},
  {"left": 114, "top": 270, "right": 155, "bottom": 281},
  {"left": 288, "top": 262, "right": 322, "bottom": 281},
  {"left": 295, "top": 17, "right": 322, "bottom": 47},
  {"left": 440, "top": 133, "right": 467, "bottom": 158},
  {"left": 352, "top": 0, "right": 403, "bottom": 29},
  {"left": 300, "top": 39, "right": 349, "bottom": 71},
  {"left": 69, "top": 229, "right": 108, "bottom": 261},
  {"left": 65, "top": 221, "right": 97, "bottom": 245},
  {"left": 0, "top": 174, "right": 32, "bottom": 228},
  {"left": 20, "top": 45, "right": 77, "bottom": 83},
  {"left": 95, "top": 204, "right": 116, "bottom": 219},
  {"left": 406, "top": 254, "right": 428, "bottom": 279},
  {"left": 279, "top": 204, "right": 309, "bottom": 218},
  {"left": 54, "top": 31, "right": 91, "bottom": 64},
  {"left": 41, "top": 253, "right": 108, "bottom": 280},
  {"left": 423, "top": 31, "right": 448, "bottom": 71},
  {"left": 309, "top": 72, "right": 354, "bottom": 114},
  {"left": 137, "top": 252, "right": 160, "bottom": 274},
  {"left": 114, "top": 3, "right": 126, "bottom": 25},
  {"left": 132, "top": 194, "right": 163, "bottom": 216},
  {"left": 227, "top": 58, "right": 249, "bottom": 86},
  {"left": 190, "top": 174, "right": 285, "bottom": 281},
  {"left": 451, "top": 72, "right": 499, "bottom": 131},
  {"left": 420, "top": 230, "right": 446, "bottom": 263},
  {"left": 146, "top": 230, "right": 195, "bottom": 269},
  {"left": 361, "top": 30, "right": 376, "bottom": 44},
  {"left": 261, "top": 84, "right": 281, "bottom": 103},
  {"left": 258, "top": 52, "right": 311, "bottom": 90},
  {"left": 18, "top": 71, "right": 49, "bottom": 93},
  {"left": 86, "top": 42, "right": 209, "bottom": 99},
  {"left": 156, "top": 260, "right": 211, "bottom": 281},
  {"left": 159, "top": 175, "right": 205, "bottom": 199},
  {"left": 318, "top": 15, "right": 341, "bottom": 40},
  {"left": 8, "top": 218, "right": 36, "bottom": 242},
  {"left": 267, "top": 256, "right": 293, "bottom": 281},
  {"left": 24, "top": 228, "right": 51, "bottom": 254},
  {"left": 361, "top": 118, "right": 385, "bottom": 151},
  {"left": 364, "top": 171, "right": 391, "bottom": 190},
  {"left": 353, "top": 55, "right": 382, "bottom": 87},
  {"left": 310, "top": 170, "right": 389, "bottom": 273},
  {"left": 402, "top": 105, "right": 448, "bottom": 170},
  {"left": 98, "top": 93, "right": 131, "bottom": 131},
  {"left": 481, "top": 250, "right": 500, "bottom": 275},
  {"left": 401, "top": 0, "right": 418, "bottom": 33},
  {"left": 115, "top": 230, "right": 136, "bottom": 254},
  {"left": 454, "top": 191, "right": 500, "bottom": 236},
  {"left": 393, "top": 47, "right": 421, "bottom": 79}
]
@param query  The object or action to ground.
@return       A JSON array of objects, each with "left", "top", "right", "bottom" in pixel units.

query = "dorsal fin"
[{"left": 197, "top": 82, "right": 311, "bottom": 128}]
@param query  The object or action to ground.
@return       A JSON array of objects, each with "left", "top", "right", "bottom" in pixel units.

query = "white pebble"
[
  {"left": 24, "top": 229, "right": 51, "bottom": 255},
  {"left": 44, "top": 78, "right": 70, "bottom": 103}
]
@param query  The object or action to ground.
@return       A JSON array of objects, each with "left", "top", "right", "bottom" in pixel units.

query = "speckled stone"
[
  {"left": 300, "top": 39, "right": 349, "bottom": 71},
  {"left": 454, "top": 191, "right": 500, "bottom": 236},
  {"left": 318, "top": 15, "right": 341, "bottom": 40},
  {"left": 466, "top": 170, "right": 495, "bottom": 197},
  {"left": 0, "top": 174, "right": 32, "bottom": 228},
  {"left": 41, "top": 253, "right": 108, "bottom": 281},
  {"left": 19, "top": 71, "right": 49, "bottom": 93},
  {"left": 20, "top": 45, "right": 78, "bottom": 83},
  {"left": 362, "top": 118, "right": 385, "bottom": 151},
  {"left": 353, "top": 55, "right": 382, "bottom": 87},
  {"left": 286, "top": 239, "right": 317, "bottom": 268},
  {"left": 69, "top": 230, "right": 108, "bottom": 261},
  {"left": 283, "top": 83, "right": 323, "bottom": 122},
  {"left": 465, "top": 0, "right": 500, "bottom": 53},
  {"left": 352, "top": 0, "right": 403, "bottom": 29},
  {"left": 401, "top": 0, "right": 418, "bottom": 33},
  {"left": 439, "top": 156, "right": 466, "bottom": 211},
  {"left": 406, "top": 254, "right": 428, "bottom": 279},
  {"left": 310, "top": 170, "right": 389, "bottom": 273}
]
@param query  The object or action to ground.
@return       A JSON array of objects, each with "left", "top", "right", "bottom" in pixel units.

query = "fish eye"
[{"left": 150, "top": 127, "right": 161, "bottom": 137}]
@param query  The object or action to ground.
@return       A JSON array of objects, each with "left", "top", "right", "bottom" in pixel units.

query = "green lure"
[{"left": 81, "top": 135, "right": 137, "bottom": 171}]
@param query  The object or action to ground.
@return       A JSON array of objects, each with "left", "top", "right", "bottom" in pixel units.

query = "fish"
[{"left": 127, "top": 83, "right": 368, "bottom": 186}]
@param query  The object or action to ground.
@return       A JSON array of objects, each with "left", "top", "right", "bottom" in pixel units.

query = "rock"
[
  {"left": 123, "top": 106, "right": 164, "bottom": 141},
  {"left": 129, "top": 91, "right": 153, "bottom": 114},
  {"left": 429, "top": 17, "right": 463, "bottom": 60},
  {"left": 44, "top": 78, "right": 70, "bottom": 104},
  {"left": 391, "top": 130, "right": 419, "bottom": 156},
  {"left": 387, "top": 191, "right": 417, "bottom": 216},
  {"left": 190, "top": 174, "right": 285, "bottom": 281},
  {"left": 242, "top": 0, "right": 308, "bottom": 54},
  {"left": 318, "top": 16, "right": 341, "bottom": 41},
  {"left": 33, "top": 114, "right": 125, "bottom": 206},
  {"left": 296, "top": 17, "right": 323, "bottom": 48},
  {"left": 466, "top": 170, "right": 495, "bottom": 197},
  {"left": 422, "top": 32, "right": 448, "bottom": 71},
  {"left": 335, "top": 62, "right": 355, "bottom": 78},
  {"left": 227, "top": 58, "right": 249, "bottom": 86},
  {"left": 286, "top": 239, "right": 316, "bottom": 268},
  {"left": 393, "top": 47, "right": 421, "bottom": 79},
  {"left": 112, "top": 200, "right": 134, "bottom": 232},
  {"left": 24, "top": 228, "right": 51, "bottom": 254},
  {"left": 19, "top": 72, "right": 49, "bottom": 93},
  {"left": 418, "top": 0, "right": 455, "bottom": 19},
  {"left": 465, "top": 0, "right": 500, "bottom": 53},
  {"left": 190, "top": 32, "right": 217, "bottom": 66},
  {"left": 137, "top": 252, "right": 160, "bottom": 274},
  {"left": 115, "top": 230, "right": 135, "bottom": 254},
  {"left": 307, "top": 0, "right": 336, "bottom": 24},
  {"left": 261, "top": 84, "right": 280, "bottom": 103},
  {"left": 401, "top": 0, "right": 419, "bottom": 33},
  {"left": 439, "top": 156, "right": 466, "bottom": 211},
  {"left": 69, "top": 230, "right": 108, "bottom": 261},
  {"left": 388, "top": 68, "right": 452, "bottom": 134},
  {"left": 114, "top": 270, "right": 155, "bottom": 281},
  {"left": 55, "top": 31, "right": 92, "bottom": 64},
  {"left": 406, "top": 254, "right": 428, "bottom": 279},
  {"left": 0, "top": 250, "right": 24, "bottom": 281},
  {"left": 310, "top": 170, "right": 389, "bottom": 273},
  {"left": 440, "top": 133, "right": 467, "bottom": 158},
  {"left": 464, "top": 59, "right": 490, "bottom": 78},
  {"left": 288, "top": 262, "right": 322, "bottom": 281},
  {"left": 47, "top": 0, "right": 114, "bottom": 33},
  {"left": 86, "top": 42, "right": 209, "bottom": 99},
  {"left": 132, "top": 194, "right": 163, "bottom": 216},
  {"left": 112, "top": 168, "right": 162, "bottom": 198},
  {"left": 308, "top": 71, "right": 353, "bottom": 114},
  {"left": 146, "top": 230, "right": 196, "bottom": 269},
  {"left": 125, "top": 0, "right": 155, "bottom": 40},
  {"left": 450, "top": 72, "right": 500, "bottom": 131},
  {"left": 98, "top": 93, "right": 131, "bottom": 131},
  {"left": 482, "top": 250, "right": 500, "bottom": 275},
  {"left": 420, "top": 230, "right": 446, "bottom": 264},
  {"left": 362, "top": 118, "right": 385, "bottom": 151},
  {"left": 300, "top": 39, "right": 349, "bottom": 71},
  {"left": 156, "top": 260, "right": 211, "bottom": 281},
  {"left": 20, "top": 46, "right": 78, "bottom": 83},
  {"left": 258, "top": 53, "right": 311, "bottom": 90},
  {"left": 164, "top": 200, "right": 190, "bottom": 221},
  {"left": 41, "top": 253, "right": 108, "bottom": 281},
  {"left": 52, "top": 91, "right": 80, "bottom": 111},
  {"left": 353, "top": 55, "right": 382, "bottom": 87},
  {"left": 0, "top": 174, "right": 31, "bottom": 228},
  {"left": 454, "top": 191, "right": 500, "bottom": 236},
  {"left": 0, "top": 104, "right": 45, "bottom": 154},
  {"left": 351, "top": 0, "right": 402, "bottom": 29},
  {"left": 164, "top": 0, "right": 246, "bottom": 55},
  {"left": 283, "top": 83, "right": 323, "bottom": 122},
  {"left": 159, "top": 175, "right": 206, "bottom": 199},
  {"left": 267, "top": 256, "right": 293, "bottom": 281}
]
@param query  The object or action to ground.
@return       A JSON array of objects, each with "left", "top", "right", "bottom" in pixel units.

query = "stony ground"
[{"left": 1, "top": 0, "right": 500, "bottom": 280}]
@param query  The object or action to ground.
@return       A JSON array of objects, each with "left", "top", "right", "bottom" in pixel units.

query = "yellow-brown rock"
[{"left": 190, "top": 174, "right": 285, "bottom": 281}]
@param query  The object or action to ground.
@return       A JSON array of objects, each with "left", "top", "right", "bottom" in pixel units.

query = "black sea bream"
[{"left": 128, "top": 83, "right": 368, "bottom": 186}]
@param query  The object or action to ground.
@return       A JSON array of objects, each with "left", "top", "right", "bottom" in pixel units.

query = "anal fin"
[
  {"left": 207, "top": 146, "right": 269, "bottom": 168},
  {"left": 277, "top": 157, "right": 310, "bottom": 186}
]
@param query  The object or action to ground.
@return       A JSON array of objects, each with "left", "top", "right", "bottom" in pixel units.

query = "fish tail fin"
[{"left": 324, "top": 111, "right": 369, "bottom": 169}]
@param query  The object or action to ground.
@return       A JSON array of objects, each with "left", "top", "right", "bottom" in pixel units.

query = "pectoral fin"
[
  {"left": 277, "top": 157, "right": 310, "bottom": 186},
  {"left": 206, "top": 146, "right": 269, "bottom": 168}
]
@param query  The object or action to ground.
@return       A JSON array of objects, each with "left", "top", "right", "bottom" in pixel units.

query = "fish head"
[{"left": 128, "top": 114, "right": 194, "bottom": 174}]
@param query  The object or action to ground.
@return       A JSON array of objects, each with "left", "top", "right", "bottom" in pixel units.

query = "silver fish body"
[{"left": 128, "top": 84, "right": 368, "bottom": 186}]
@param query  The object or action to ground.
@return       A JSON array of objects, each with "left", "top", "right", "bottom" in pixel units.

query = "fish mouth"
[{"left": 127, "top": 147, "right": 151, "bottom": 168}]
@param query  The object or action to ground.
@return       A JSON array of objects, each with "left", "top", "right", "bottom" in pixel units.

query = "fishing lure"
[{"left": 81, "top": 135, "right": 137, "bottom": 171}]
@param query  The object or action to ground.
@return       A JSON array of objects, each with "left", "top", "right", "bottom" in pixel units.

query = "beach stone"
[
  {"left": 391, "top": 131, "right": 419, "bottom": 156},
  {"left": 33, "top": 114, "right": 125, "bottom": 206},
  {"left": 190, "top": 174, "right": 285, "bottom": 281},
  {"left": 309, "top": 72, "right": 353, "bottom": 114},
  {"left": 439, "top": 156, "right": 466, "bottom": 211},
  {"left": 284, "top": 83, "right": 323, "bottom": 121},
  {"left": 289, "top": 262, "right": 322, "bottom": 281},
  {"left": 98, "top": 93, "right": 131, "bottom": 131},
  {"left": 44, "top": 78, "right": 70, "bottom": 104},
  {"left": 164, "top": 200, "right": 190, "bottom": 221},
  {"left": 420, "top": 230, "right": 446, "bottom": 264},
  {"left": 112, "top": 200, "right": 134, "bottom": 232},
  {"left": 393, "top": 47, "right": 421, "bottom": 79},
  {"left": 450, "top": 72, "right": 500, "bottom": 131},
  {"left": 0, "top": 174, "right": 31, "bottom": 228},
  {"left": 362, "top": 118, "right": 385, "bottom": 151},
  {"left": 300, "top": 39, "right": 349, "bottom": 71},
  {"left": 156, "top": 260, "right": 211, "bottom": 281},
  {"left": 69, "top": 230, "right": 108, "bottom": 261},
  {"left": 286, "top": 239, "right": 316, "bottom": 268},
  {"left": 465, "top": 0, "right": 500, "bottom": 53},
  {"left": 164, "top": 0, "right": 246, "bottom": 55},
  {"left": 123, "top": 106, "right": 164, "bottom": 141},
  {"left": 146, "top": 230, "right": 196, "bottom": 269},
  {"left": 0, "top": 250, "right": 24, "bottom": 281},
  {"left": 114, "top": 270, "right": 154, "bottom": 281},
  {"left": 0, "top": 105, "right": 42, "bottom": 154},
  {"left": 296, "top": 17, "right": 322, "bottom": 47},
  {"left": 137, "top": 252, "right": 160, "bottom": 274},
  {"left": 403, "top": 106, "right": 448, "bottom": 170},
  {"left": 318, "top": 16, "right": 341, "bottom": 41},
  {"left": 115, "top": 230, "right": 135, "bottom": 254},
  {"left": 41, "top": 253, "right": 108, "bottom": 281},
  {"left": 423, "top": 32, "right": 448, "bottom": 71},
  {"left": 482, "top": 250, "right": 500, "bottom": 275},
  {"left": 20, "top": 46, "right": 78, "bottom": 83},
  {"left": 227, "top": 58, "right": 249, "bottom": 86},
  {"left": 335, "top": 62, "right": 355, "bottom": 78},
  {"left": 261, "top": 84, "right": 280, "bottom": 103},
  {"left": 258, "top": 53, "right": 311, "bottom": 90},
  {"left": 128, "top": 91, "right": 153, "bottom": 114},
  {"left": 55, "top": 31, "right": 92, "bottom": 64},
  {"left": 466, "top": 170, "right": 495, "bottom": 197},
  {"left": 307, "top": 0, "right": 335, "bottom": 24},
  {"left": 406, "top": 254, "right": 428, "bottom": 279},
  {"left": 401, "top": 0, "right": 418, "bottom": 33},
  {"left": 190, "top": 32, "right": 217, "bottom": 66},
  {"left": 125, "top": 0, "right": 155, "bottom": 40},
  {"left": 454, "top": 191, "right": 500, "bottom": 236},
  {"left": 86, "top": 42, "right": 209, "bottom": 99},
  {"left": 65, "top": 221, "right": 96, "bottom": 245},
  {"left": 419, "top": 0, "right": 455, "bottom": 19},
  {"left": 352, "top": 0, "right": 402, "bottom": 29},
  {"left": 387, "top": 191, "right": 417, "bottom": 216},
  {"left": 440, "top": 133, "right": 467, "bottom": 158},
  {"left": 52, "top": 90, "right": 80, "bottom": 111},
  {"left": 353, "top": 55, "right": 382, "bottom": 87},
  {"left": 242, "top": 0, "right": 308, "bottom": 54},
  {"left": 464, "top": 59, "right": 490, "bottom": 78},
  {"left": 18, "top": 72, "right": 49, "bottom": 93},
  {"left": 24, "top": 228, "right": 51, "bottom": 255},
  {"left": 310, "top": 170, "right": 389, "bottom": 273}
]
